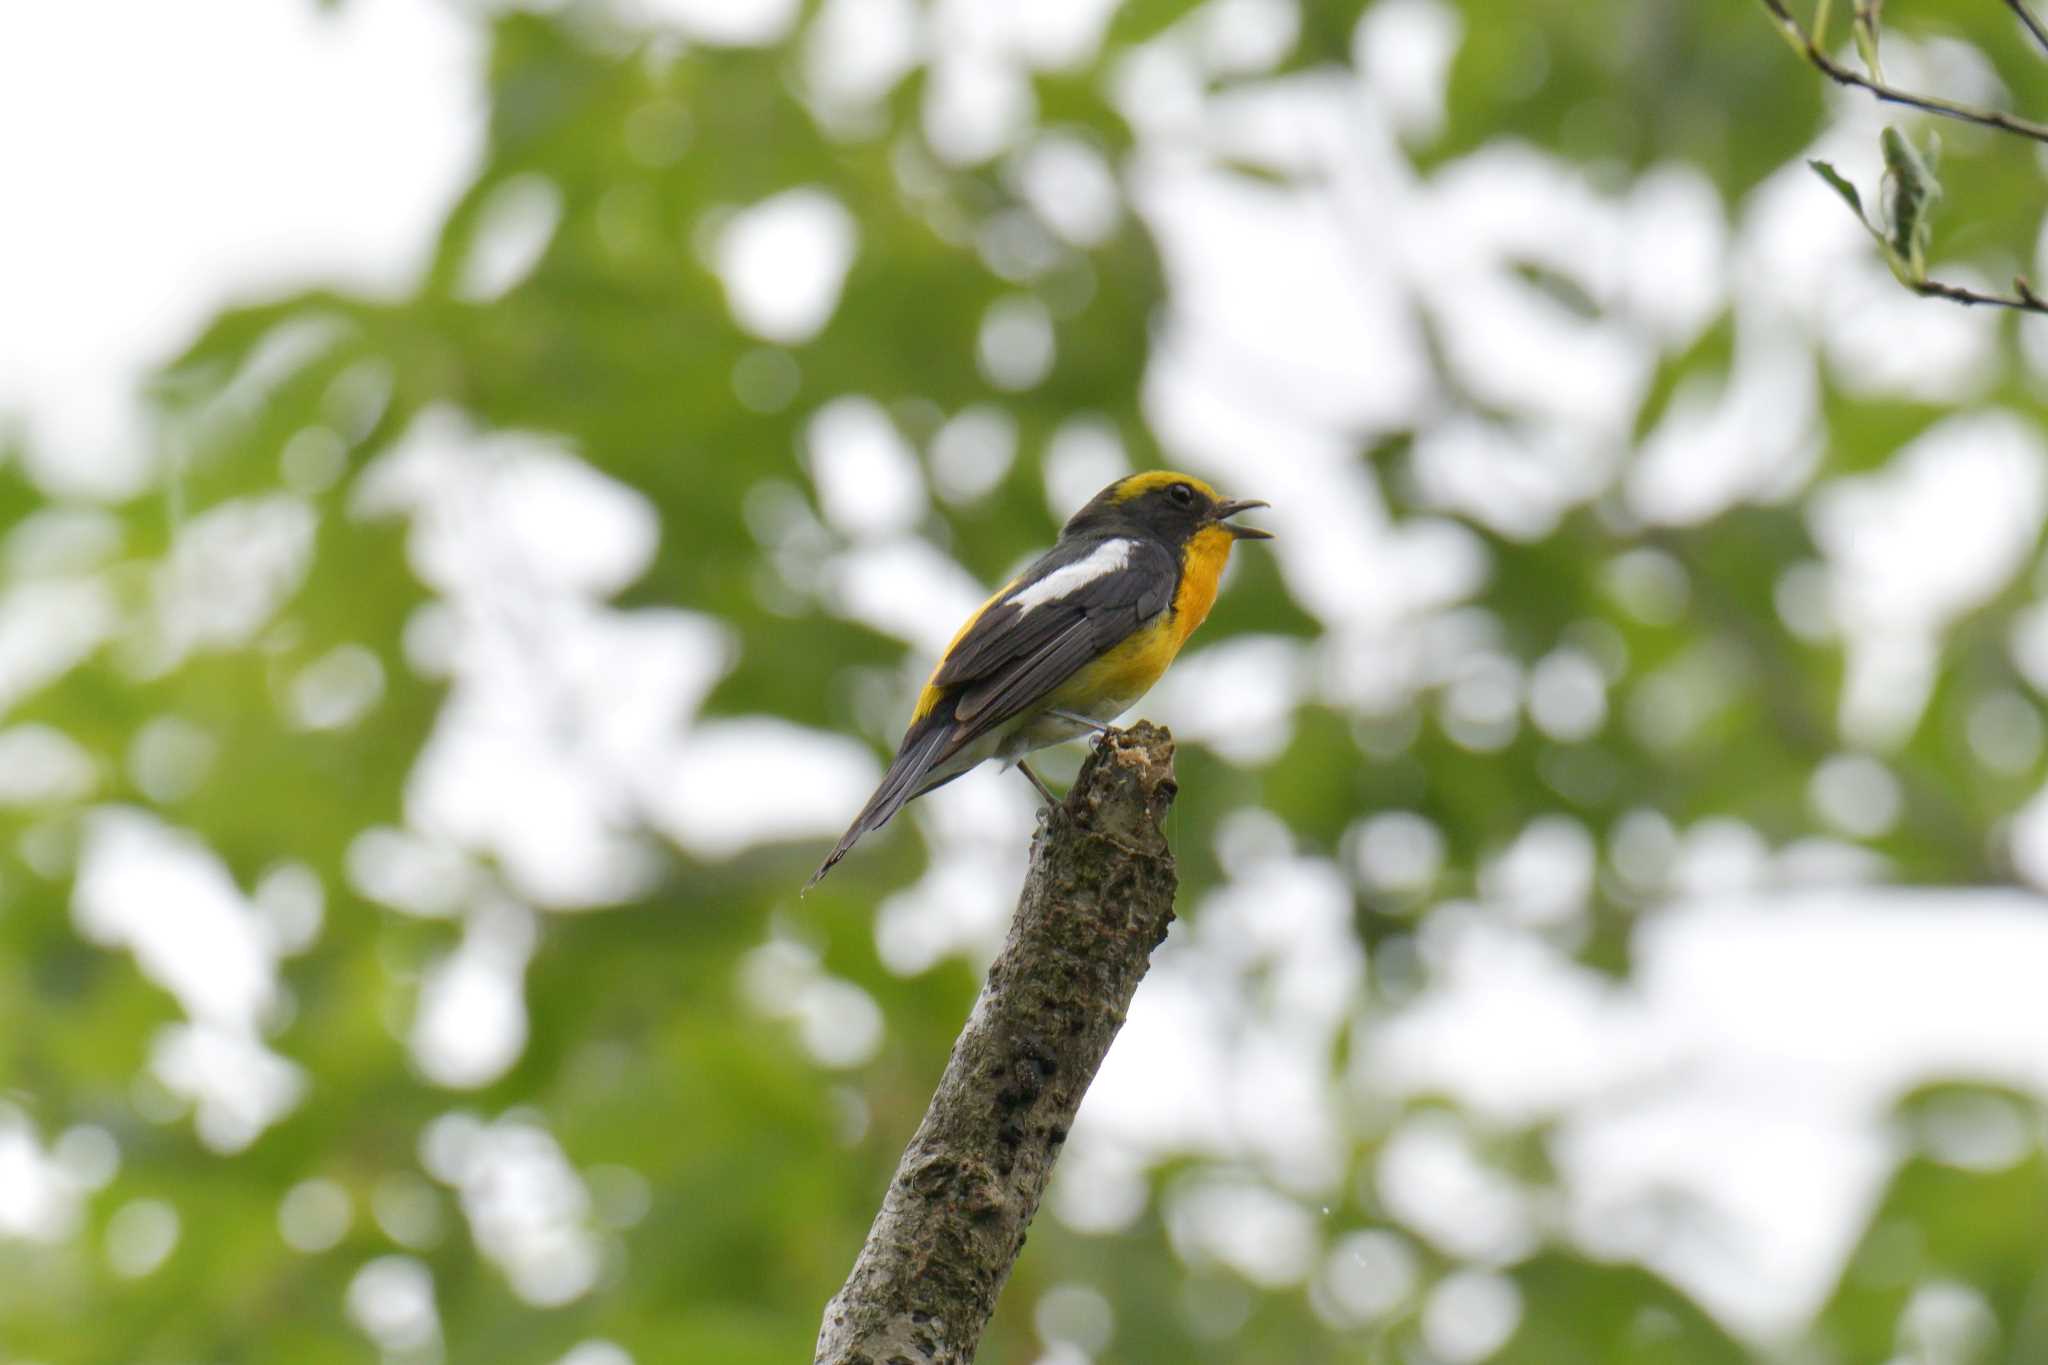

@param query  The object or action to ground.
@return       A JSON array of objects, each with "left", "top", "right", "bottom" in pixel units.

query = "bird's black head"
[{"left": 1065, "top": 471, "right": 1273, "bottom": 546}]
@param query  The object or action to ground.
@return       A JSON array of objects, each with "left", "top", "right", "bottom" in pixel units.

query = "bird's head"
[{"left": 1067, "top": 470, "right": 1273, "bottom": 546}]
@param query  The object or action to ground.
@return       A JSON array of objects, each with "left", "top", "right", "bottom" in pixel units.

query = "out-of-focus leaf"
[
  {"left": 1808, "top": 158, "right": 1870, "bottom": 225},
  {"left": 1816, "top": 1085, "right": 2048, "bottom": 1361},
  {"left": 1106, "top": 0, "right": 1205, "bottom": 47},
  {"left": 1501, "top": 1254, "right": 1749, "bottom": 1363},
  {"left": 1881, "top": 124, "right": 1942, "bottom": 282}
]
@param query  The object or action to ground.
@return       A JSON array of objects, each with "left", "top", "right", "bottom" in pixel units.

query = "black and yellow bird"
[{"left": 809, "top": 471, "right": 1272, "bottom": 886}]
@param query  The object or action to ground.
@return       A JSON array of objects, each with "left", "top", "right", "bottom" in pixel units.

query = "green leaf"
[
  {"left": 1881, "top": 124, "right": 1943, "bottom": 280},
  {"left": 1105, "top": 0, "right": 1203, "bottom": 46},
  {"left": 1807, "top": 158, "right": 1869, "bottom": 225}
]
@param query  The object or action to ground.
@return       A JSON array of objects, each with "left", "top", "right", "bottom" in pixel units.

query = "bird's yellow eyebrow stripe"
[{"left": 1110, "top": 470, "right": 1221, "bottom": 502}]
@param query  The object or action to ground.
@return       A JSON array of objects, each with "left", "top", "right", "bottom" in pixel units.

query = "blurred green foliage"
[{"left": 6, "top": 1, "right": 2048, "bottom": 1363}]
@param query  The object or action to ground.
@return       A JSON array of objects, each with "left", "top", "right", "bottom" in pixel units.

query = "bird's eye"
[{"left": 1168, "top": 482, "right": 1196, "bottom": 507}]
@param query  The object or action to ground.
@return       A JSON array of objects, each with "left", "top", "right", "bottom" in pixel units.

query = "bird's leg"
[
  {"left": 1016, "top": 759, "right": 1061, "bottom": 809},
  {"left": 1050, "top": 708, "right": 1120, "bottom": 754}
]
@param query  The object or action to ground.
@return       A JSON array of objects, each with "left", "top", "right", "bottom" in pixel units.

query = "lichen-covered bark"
[{"left": 815, "top": 723, "right": 1180, "bottom": 1365}]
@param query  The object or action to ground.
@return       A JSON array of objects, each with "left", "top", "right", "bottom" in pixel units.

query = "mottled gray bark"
[{"left": 815, "top": 722, "right": 1180, "bottom": 1365}]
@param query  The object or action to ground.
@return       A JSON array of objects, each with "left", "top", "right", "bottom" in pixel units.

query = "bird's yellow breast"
[{"left": 1047, "top": 524, "right": 1237, "bottom": 712}]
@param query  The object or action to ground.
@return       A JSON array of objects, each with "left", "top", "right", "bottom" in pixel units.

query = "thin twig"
[
  {"left": 2007, "top": 0, "right": 2048, "bottom": 57},
  {"left": 1909, "top": 275, "right": 2048, "bottom": 313},
  {"left": 1758, "top": 0, "right": 2048, "bottom": 143}
]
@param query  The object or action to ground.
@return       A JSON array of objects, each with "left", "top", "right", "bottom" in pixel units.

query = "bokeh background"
[{"left": 6, "top": 0, "right": 2048, "bottom": 1361}]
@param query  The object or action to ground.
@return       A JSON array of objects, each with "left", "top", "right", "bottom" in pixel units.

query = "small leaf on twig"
[
  {"left": 1807, "top": 159, "right": 1869, "bottom": 224},
  {"left": 1880, "top": 125, "right": 1942, "bottom": 282}
]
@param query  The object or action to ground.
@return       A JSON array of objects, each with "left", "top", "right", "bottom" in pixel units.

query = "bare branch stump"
[{"left": 815, "top": 722, "right": 1180, "bottom": 1365}]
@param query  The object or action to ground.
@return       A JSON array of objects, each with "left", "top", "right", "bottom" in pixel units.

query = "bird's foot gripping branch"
[{"left": 815, "top": 722, "right": 1180, "bottom": 1365}]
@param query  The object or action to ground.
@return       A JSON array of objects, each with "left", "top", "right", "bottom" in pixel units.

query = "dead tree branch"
[{"left": 815, "top": 722, "right": 1181, "bottom": 1365}]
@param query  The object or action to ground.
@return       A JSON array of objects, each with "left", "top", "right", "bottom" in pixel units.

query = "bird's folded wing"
[
  {"left": 804, "top": 535, "right": 1176, "bottom": 888},
  {"left": 932, "top": 535, "right": 1177, "bottom": 748}
]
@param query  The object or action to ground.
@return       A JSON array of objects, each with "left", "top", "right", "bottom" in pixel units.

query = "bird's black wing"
[
  {"left": 931, "top": 533, "right": 1178, "bottom": 745},
  {"left": 806, "top": 533, "right": 1176, "bottom": 888}
]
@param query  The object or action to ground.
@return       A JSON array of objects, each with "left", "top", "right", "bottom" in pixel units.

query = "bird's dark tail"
[{"left": 805, "top": 716, "right": 954, "bottom": 890}]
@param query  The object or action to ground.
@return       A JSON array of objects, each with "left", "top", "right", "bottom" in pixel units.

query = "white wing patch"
[{"left": 1009, "top": 538, "right": 1134, "bottom": 614}]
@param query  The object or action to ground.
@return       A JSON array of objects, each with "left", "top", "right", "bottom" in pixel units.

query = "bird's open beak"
[{"left": 1212, "top": 497, "right": 1274, "bottom": 539}]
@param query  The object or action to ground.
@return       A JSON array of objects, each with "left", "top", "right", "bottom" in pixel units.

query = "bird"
[{"left": 808, "top": 470, "right": 1272, "bottom": 887}]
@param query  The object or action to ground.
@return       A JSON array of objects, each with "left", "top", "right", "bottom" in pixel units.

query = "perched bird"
[{"left": 809, "top": 470, "right": 1272, "bottom": 887}]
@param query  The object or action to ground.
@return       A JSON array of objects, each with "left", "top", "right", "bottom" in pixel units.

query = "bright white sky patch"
[
  {"left": 828, "top": 535, "right": 991, "bottom": 655},
  {"left": 1135, "top": 98, "right": 1432, "bottom": 443},
  {"left": 0, "top": 725, "right": 97, "bottom": 806},
  {"left": 1197, "top": 0, "right": 1299, "bottom": 77},
  {"left": 0, "top": 0, "right": 479, "bottom": 492},
  {"left": 1413, "top": 143, "right": 1649, "bottom": 438},
  {"left": 715, "top": 188, "right": 858, "bottom": 344},
  {"left": 358, "top": 409, "right": 660, "bottom": 597},
  {"left": 411, "top": 899, "right": 537, "bottom": 1090},
  {"left": 143, "top": 495, "right": 316, "bottom": 674},
  {"left": 150, "top": 1023, "right": 306, "bottom": 1155},
  {"left": 651, "top": 717, "right": 879, "bottom": 861},
  {"left": 458, "top": 174, "right": 562, "bottom": 302},
  {"left": 0, "top": 579, "right": 112, "bottom": 720},
  {"left": 422, "top": 1111, "right": 603, "bottom": 1307},
  {"left": 1166, "top": 1175, "right": 1319, "bottom": 1288},
  {"left": 1143, "top": 634, "right": 1305, "bottom": 764},
  {"left": 1813, "top": 411, "right": 2047, "bottom": 640},
  {"left": 875, "top": 845, "right": 1021, "bottom": 975},
  {"left": 72, "top": 808, "right": 307, "bottom": 1151},
  {"left": 1811, "top": 410, "right": 2047, "bottom": 747},
  {"left": 74, "top": 809, "right": 279, "bottom": 1034},
  {"left": 1368, "top": 889, "right": 2048, "bottom": 1337},
  {"left": 1627, "top": 323, "right": 1816, "bottom": 526},
  {"left": 347, "top": 1254, "right": 440, "bottom": 1354},
  {"left": 0, "top": 1106, "right": 93, "bottom": 1243},
  {"left": 930, "top": 405, "right": 1020, "bottom": 504},
  {"left": 1621, "top": 165, "right": 1728, "bottom": 348},
  {"left": 354, "top": 415, "right": 723, "bottom": 907},
  {"left": 808, "top": 398, "right": 930, "bottom": 537},
  {"left": 740, "top": 936, "right": 887, "bottom": 1068},
  {"left": 558, "top": 1342, "right": 635, "bottom": 1365},
  {"left": 977, "top": 294, "right": 1055, "bottom": 390},
  {"left": 804, "top": 0, "right": 923, "bottom": 127},
  {"left": 1354, "top": 0, "right": 1462, "bottom": 143},
  {"left": 923, "top": 51, "right": 1035, "bottom": 165},
  {"left": 637, "top": 0, "right": 801, "bottom": 46},
  {"left": 1043, "top": 419, "right": 1130, "bottom": 518},
  {"left": 1013, "top": 135, "right": 1121, "bottom": 248},
  {"left": 876, "top": 761, "right": 1037, "bottom": 970}
]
